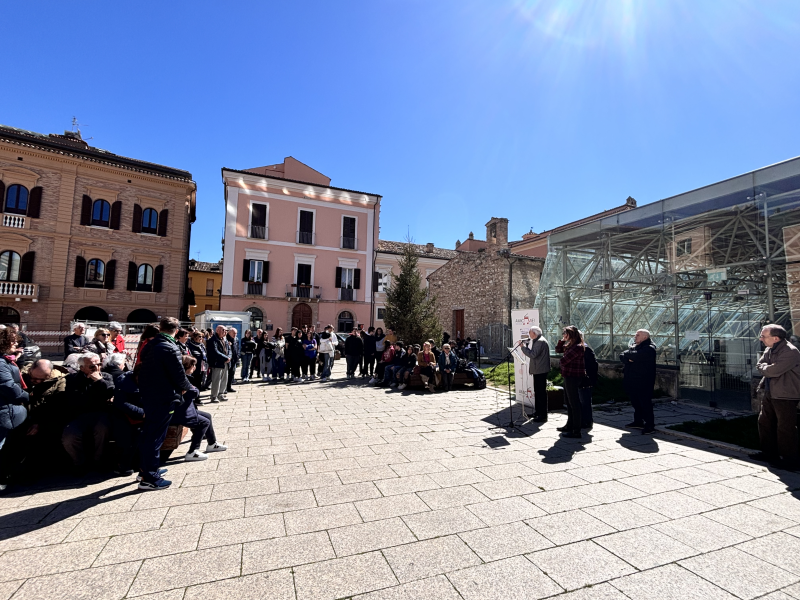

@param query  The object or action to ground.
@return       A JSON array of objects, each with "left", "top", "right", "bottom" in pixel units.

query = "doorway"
[
  {"left": 453, "top": 309, "right": 465, "bottom": 339},
  {"left": 337, "top": 311, "right": 354, "bottom": 332},
  {"left": 292, "top": 303, "right": 312, "bottom": 329}
]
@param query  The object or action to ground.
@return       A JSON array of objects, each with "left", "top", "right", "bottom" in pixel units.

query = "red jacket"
[
  {"left": 556, "top": 340, "right": 586, "bottom": 379},
  {"left": 111, "top": 335, "right": 125, "bottom": 353}
]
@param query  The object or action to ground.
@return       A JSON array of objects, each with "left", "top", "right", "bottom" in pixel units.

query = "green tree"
[{"left": 384, "top": 241, "right": 442, "bottom": 345}]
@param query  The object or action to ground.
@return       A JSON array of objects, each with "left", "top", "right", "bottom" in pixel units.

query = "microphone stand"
[{"left": 487, "top": 345, "right": 521, "bottom": 431}]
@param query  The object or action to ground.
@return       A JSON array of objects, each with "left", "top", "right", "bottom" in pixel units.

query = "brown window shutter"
[
  {"left": 104, "top": 260, "right": 116, "bottom": 290},
  {"left": 373, "top": 272, "right": 380, "bottom": 292},
  {"left": 158, "top": 209, "right": 169, "bottom": 236},
  {"left": 80, "top": 196, "right": 92, "bottom": 225},
  {"left": 110, "top": 201, "right": 122, "bottom": 230},
  {"left": 242, "top": 259, "right": 250, "bottom": 282},
  {"left": 354, "top": 269, "right": 361, "bottom": 290},
  {"left": 27, "top": 187, "right": 42, "bottom": 219},
  {"left": 74, "top": 256, "right": 86, "bottom": 287},
  {"left": 153, "top": 265, "right": 164, "bottom": 293},
  {"left": 132, "top": 204, "right": 142, "bottom": 233},
  {"left": 264, "top": 261, "right": 270, "bottom": 283},
  {"left": 126, "top": 262, "right": 137, "bottom": 291},
  {"left": 335, "top": 267, "right": 342, "bottom": 288},
  {"left": 20, "top": 252, "right": 35, "bottom": 283}
]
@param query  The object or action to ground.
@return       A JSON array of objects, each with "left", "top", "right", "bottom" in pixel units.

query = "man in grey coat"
[
  {"left": 518, "top": 326, "right": 551, "bottom": 422},
  {"left": 755, "top": 324, "right": 800, "bottom": 468}
]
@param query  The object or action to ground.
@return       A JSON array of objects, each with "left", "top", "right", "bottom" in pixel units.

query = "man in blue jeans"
[{"left": 137, "top": 317, "right": 193, "bottom": 490}]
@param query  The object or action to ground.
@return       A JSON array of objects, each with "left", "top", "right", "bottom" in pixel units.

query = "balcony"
[
  {"left": 0, "top": 282, "right": 38, "bottom": 298},
  {"left": 340, "top": 236, "right": 358, "bottom": 250},
  {"left": 286, "top": 284, "right": 321, "bottom": 300},
  {"left": 246, "top": 282, "right": 265, "bottom": 296},
  {"left": 249, "top": 225, "right": 268, "bottom": 240},
  {"left": 2, "top": 215, "right": 26, "bottom": 229},
  {"left": 296, "top": 231, "right": 315, "bottom": 245},
  {"left": 338, "top": 288, "right": 355, "bottom": 301}
]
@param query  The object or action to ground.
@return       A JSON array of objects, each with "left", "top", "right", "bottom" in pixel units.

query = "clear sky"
[{"left": 4, "top": 1, "right": 800, "bottom": 261}]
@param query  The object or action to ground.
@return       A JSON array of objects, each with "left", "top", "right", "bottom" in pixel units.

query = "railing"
[
  {"left": 250, "top": 225, "right": 268, "bottom": 240},
  {"left": 247, "top": 282, "right": 265, "bottom": 295},
  {"left": 286, "top": 284, "right": 321, "bottom": 299},
  {"left": 2, "top": 215, "right": 25, "bottom": 228},
  {"left": 339, "top": 288, "right": 355, "bottom": 301},
  {"left": 296, "top": 231, "right": 315, "bottom": 245},
  {"left": 340, "top": 236, "right": 357, "bottom": 250},
  {"left": 0, "top": 282, "right": 38, "bottom": 297}
]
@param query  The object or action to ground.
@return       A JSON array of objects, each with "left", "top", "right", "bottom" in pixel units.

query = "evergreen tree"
[{"left": 384, "top": 241, "right": 442, "bottom": 345}]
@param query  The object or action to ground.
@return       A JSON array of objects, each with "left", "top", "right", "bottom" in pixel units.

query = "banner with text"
[{"left": 511, "top": 308, "right": 540, "bottom": 407}]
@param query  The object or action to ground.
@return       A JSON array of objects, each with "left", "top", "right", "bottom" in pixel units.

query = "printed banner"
[{"left": 511, "top": 309, "right": 539, "bottom": 407}]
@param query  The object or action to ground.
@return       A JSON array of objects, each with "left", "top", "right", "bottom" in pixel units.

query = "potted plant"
[{"left": 546, "top": 381, "right": 565, "bottom": 411}]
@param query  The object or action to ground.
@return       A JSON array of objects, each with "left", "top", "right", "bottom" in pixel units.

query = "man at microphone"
[{"left": 516, "top": 326, "right": 552, "bottom": 422}]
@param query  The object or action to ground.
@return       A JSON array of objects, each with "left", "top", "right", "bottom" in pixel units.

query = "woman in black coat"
[{"left": 0, "top": 327, "right": 29, "bottom": 490}]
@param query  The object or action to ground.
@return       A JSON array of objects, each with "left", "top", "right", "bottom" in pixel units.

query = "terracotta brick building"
[{"left": 0, "top": 125, "right": 196, "bottom": 329}]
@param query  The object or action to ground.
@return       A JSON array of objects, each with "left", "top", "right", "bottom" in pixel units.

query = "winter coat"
[
  {"left": 344, "top": 334, "right": 363, "bottom": 357},
  {"left": 318, "top": 333, "right": 337, "bottom": 355},
  {"left": 21, "top": 363, "right": 68, "bottom": 414},
  {"left": 171, "top": 385, "right": 201, "bottom": 426},
  {"left": 437, "top": 351, "right": 458, "bottom": 372},
  {"left": 138, "top": 334, "right": 193, "bottom": 412},
  {"left": 520, "top": 335, "right": 551, "bottom": 376},
  {"left": 187, "top": 340, "right": 207, "bottom": 367},
  {"left": 113, "top": 371, "right": 145, "bottom": 422},
  {"left": 583, "top": 345, "right": 599, "bottom": 387},
  {"left": 63, "top": 334, "right": 89, "bottom": 357},
  {"left": 227, "top": 335, "right": 240, "bottom": 363},
  {"left": 757, "top": 339, "right": 800, "bottom": 400},
  {"left": 241, "top": 338, "right": 257, "bottom": 354},
  {"left": 362, "top": 333, "right": 377, "bottom": 355},
  {"left": 303, "top": 339, "right": 318, "bottom": 359},
  {"left": 620, "top": 339, "right": 657, "bottom": 387},
  {"left": 556, "top": 340, "right": 585, "bottom": 379},
  {"left": 206, "top": 334, "right": 231, "bottom": 369},
  {"left": 64, "top": 371, "right": 115, "bottom": 418},
  {"left": 0, "top": 356, "right": 29, "bottom": 408}
]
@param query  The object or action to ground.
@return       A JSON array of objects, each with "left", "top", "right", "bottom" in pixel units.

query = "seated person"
[
  {"left": 382, "top": 341, "right": 406, "bottom": 387},
  {"left": 63, "top": 324, "right": 89, "bottom": 358},
  {"left": 102, "top": 353, "right": 128, "bottom": 385},
  {"left": 173, "top": 356, "right": 227, "bottom": 461},
  {"left": 111, "top": 367, "right": 147, "bottom": 476},
  {"left": 396, "top": 344, "right": 419, "bottom": 390}
]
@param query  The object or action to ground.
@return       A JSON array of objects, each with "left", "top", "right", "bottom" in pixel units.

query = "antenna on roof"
[{"left": 70, "top": 116, "right": 93, "bottom": 141}]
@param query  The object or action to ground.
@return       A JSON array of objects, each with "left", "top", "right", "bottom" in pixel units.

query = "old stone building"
[
  {"left": 0, "top": 125, "right": 196, "bottom": 329},
  {"left": 428, "top": 217, "right": 544, "bottom": 344}
]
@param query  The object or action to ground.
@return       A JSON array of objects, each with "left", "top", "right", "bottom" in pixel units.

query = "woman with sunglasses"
[{"left": 90, "top": 328, "right": 114, "bottom": 361}]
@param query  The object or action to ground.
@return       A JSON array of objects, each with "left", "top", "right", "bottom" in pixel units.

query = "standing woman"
[
  {"left": 0, "top": 327, "right": 29, "bottom": 490},
  {"left": 187, "top": 331, "right": 208, "bottom": 391},
  {"left": 555, "top": 326, "right": 586, "bottom": 438},
  {"left": 302, "top": 331, "right": 318, "bottom": 381},
  {"left": 135, "top": 323, "right": 160, "bottom": 367},
  {"left": 251, "top": 329, "right": 264, "bottom": 380},
  {"left": 240, "top": 330, "right": 256, "bottom": 382},
  {"left": 270, "top": 328, "right": 286, "bottom": 382},
  {"left": 579, "top": 332, "right": 598, "bottom": 431}
]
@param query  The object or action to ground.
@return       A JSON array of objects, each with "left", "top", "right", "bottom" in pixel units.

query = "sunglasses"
[{"left": 98, "top": 333, "right": 108, "bottom": 337}]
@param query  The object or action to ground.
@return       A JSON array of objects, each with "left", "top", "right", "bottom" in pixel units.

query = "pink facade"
[{"left": 220, "top": 159, "right": 381, "bottom": 333}]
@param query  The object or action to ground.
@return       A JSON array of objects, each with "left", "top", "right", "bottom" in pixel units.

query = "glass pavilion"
[{"left": 535, "top": 156, "right": 800, "bottom": 410}]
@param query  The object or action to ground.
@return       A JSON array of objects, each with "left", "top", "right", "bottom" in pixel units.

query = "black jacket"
[
  {"left": 241, "top": 339, "right": 257, "bottom": 354},
  {"left": 583, "top": 345, "right": 599, "bottom": 387},
  {"left": 138, "top": 334, "right": 193, "bottom": 411},
  {"left": 113, "top": 371, "right": 145, "bottom": 421},
  {"left": 187, "top": 340, "right": 207, "bottom": 366},
  {"left": 345, "top": 334, "right": 364, "bottom": 357},
  {"left": 206, "top": 334, "right": 231, "bottom": 369},
  {"left": 0, "top": 357, "right": 29, "bottom": 408},
  {"left": 620, "top": 339, "right": 657, "bottom": 385},
  {"left": 362, "top": 333, "right": 377, "bottom": 355},
  {"left": 102, "top": 364, "right": 126, "bottom": 385},
  {"left": 227, "top": 335, "right": 240, "bottom": 363},
  {"left": 64, "top": 371, "right": 114, "bottom": 418},
  {"left": 63, "top": 334, "right": 89, "bottom": 357}
]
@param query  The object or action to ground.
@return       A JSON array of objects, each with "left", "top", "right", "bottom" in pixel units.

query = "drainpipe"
[{"left": 370, "top": 195, "right": 381, "bottom": 329}]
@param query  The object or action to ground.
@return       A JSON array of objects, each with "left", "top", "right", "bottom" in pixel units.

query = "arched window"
[
  {"left": 85, "top": 259, "right": 105, "bottom": 287},
  {"left": 137, "top": 263, "right": 154, "bottom": 292},
  {"left": 5, "top": 185, "right": 28, "bottom": 216},
  {"left": 142, "top": 208, "right": 158, "bottom": 234},
  {"left": 0, "top": 251, "right": 21, "bottom": 282},
  {"left": 91, "top": 199, "right": 111, "bottom": 227},
  {"left": 248, "top": 307, "right": 264, "bottom": 331},
  {"left": 337, "top": 310, "right": 354, "bottom": 333}
]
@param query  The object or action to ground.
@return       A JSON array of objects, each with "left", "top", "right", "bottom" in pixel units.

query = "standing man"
[
  {"left": 207, "top": 325, "right": 231, "bottom": 403},
  {"left": 137, "top": 317, "right": 193, "bottom": 490},
  {"left": 755, "top": 324, "right": 800, "bottom": 469},
  {"left": 518, "top": 326, "right": 552, "bottom": 423},
  {"left": 620, "top": 329, "right": 657, "bottom": 434},
  {"left": 225, "top": 327, "right": 239, "bottom": 393},
  {"left": 63, "top": 324, "right": 89, "bottom": 358},
  {"left": 344, "top": 328, "right": 363, "bottom": 380},
  {"left": 108, "top": 322, "right": 125, "bottom": 353}
]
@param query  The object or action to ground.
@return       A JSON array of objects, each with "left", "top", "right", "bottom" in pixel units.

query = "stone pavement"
[{"left": 0, "top": 362, "right": 799, "bottom": 600}]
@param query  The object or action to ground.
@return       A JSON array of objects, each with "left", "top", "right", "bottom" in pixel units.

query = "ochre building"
[{"left": 187, "top": 259, "right": 222, "bottom": 321}]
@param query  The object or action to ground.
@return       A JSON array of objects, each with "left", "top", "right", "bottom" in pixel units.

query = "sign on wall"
[{"left": 511, "top": 309, "right": 540, "bottom": 408}]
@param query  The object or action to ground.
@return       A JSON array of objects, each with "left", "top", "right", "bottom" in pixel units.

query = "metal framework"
[{"left": 535, "top": 157, "right": 800, "bottom": 409}]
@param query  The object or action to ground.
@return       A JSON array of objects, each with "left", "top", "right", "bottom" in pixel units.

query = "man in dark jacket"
[
  {"left": 344, "top": 329, "right": 363, "bottom": 380},
  {"left": 620, "top": 329, "right": 657, "bottom": 434},
  {"left": 63, "top": 324, "right": 89, "bottom": 358},
  {"left": 225, "top": 327, "right": 240, "bottom": 393},
  {"left": 361, "top": 327, "right": 377, "bottom": 378},
  {"left": 136, "top": 317, "right": 193, "bottom": 490},
  {"left": 206, "top": 325, "right": 231, "bottom": 403}
]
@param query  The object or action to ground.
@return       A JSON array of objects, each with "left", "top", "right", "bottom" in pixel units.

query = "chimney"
[
  {"left": 468, "top": 232, "right": 474, "bottom": 240},
  {"left": 425, "top": 242, "right": 434, "bottom": 253},
  {"left": 625, "top": 196, "right": 637, "bottom": 207},
  {"left": 485, "top": 217, "right": 509, "bottom": 249}
]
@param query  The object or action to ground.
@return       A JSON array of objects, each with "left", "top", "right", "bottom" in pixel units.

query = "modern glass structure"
[{"left": 535, "top": 156, "right": 800, "bottom": 411}]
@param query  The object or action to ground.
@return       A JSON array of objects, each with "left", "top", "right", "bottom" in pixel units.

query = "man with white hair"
[
  {"left": 206, "top": 325, "right": 231, "bottom": 403},
  {"left": 621, "top": 329, "right": 657, "bottom": 434},
  {"left": 63, "top": 324, "right": 89, "bottom": 358},
  {"left": 517, "top": 326, "right": 552, "bottom": 422}
]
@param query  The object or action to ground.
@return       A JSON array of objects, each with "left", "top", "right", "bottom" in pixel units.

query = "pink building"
[{"left": 220, "top": 158, "right": 381, "bottom": 332}]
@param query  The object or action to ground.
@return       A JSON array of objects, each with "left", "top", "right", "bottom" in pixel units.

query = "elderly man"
[
  {"left": 61, "top": 354, "right": 115, "bottom": 471},
  {"left": 621, "top": 329, "right": 658, "bottom": 434},
  {"left": 225, "top": 327, "right": 239, "bottom": 393},
  {"left": 108, "top": 322, "right": 125, "bottom": 353},
  {"left": 206, "top": 325, "right": 231, "bottom": 403},
  {"left": 517, "top": 326, "right": 552, "bottom": 423},
  {"left": 755, "top": 324, "right": 800, "bottom": 468},
  {"left": 137, "top": 317, "right": 193, "bottom": 490},
  {"left": 63, "top": 324, "right": 89, "bottom": 358}
]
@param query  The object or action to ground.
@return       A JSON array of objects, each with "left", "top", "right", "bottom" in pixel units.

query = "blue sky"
[{"left": 4, "top": 1, "right": 800, "bottom": 261}]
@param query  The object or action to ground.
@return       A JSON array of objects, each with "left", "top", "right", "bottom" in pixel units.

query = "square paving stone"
[
  {"left": 704, "top": 503, "right": 795, "bottom": 537},
  {"left": 383, "top": 535, "right": 481, "bottom": 582},
  {"left": 354, "top": 493, "right": 430, "bottom": 522},
  {"left": 183, "top": 570, "right": 295, "bottom": 600},
  {"left": 679, "top": 546, "right": 797, "bottom": 600},
  {"left": 12, "top": 561, "right": 141, "bottom": 600},
  {"left": 528, "top": 540, "right": 636, "bottom": 590},
  {"left": 127, "top": 544, "right": 242, "bottom": 597},
  {"left": 583, "top": 499, "right": 667, "bottom": 531},
  {"left": 244, "top": 489, "right": 317, "bottom": 516},
  {"left": 447, "top": 555, "right": 562, "bottom": 600},
  {"left": 352, "top": 574, "right": 462, "bottom": 600},
  {"left": 678, "top": 482, "right": 757, "bottom": 507},
  {"left": 162, "top": 498, "right": 245, "bottom": 527},
  {"left": 522, "top": 471, "right": 590, "bottom": 491},
  {"left": 402, "top": 506, "right": 486, "bottom": 539},
  {"left": 429, "top": 468, "right": 491, "bottom": 488},
  {"left": 375, "top": 474, "right": 440, "bottom": 496},
  {"left": 242, "top": 530, "right": 334, "bottom": 573},
  {"left": 526, "top": 487, "right": 601, "bottom": 514},
  {"left": 611, "top": 563, "right": 736, "bottom": 600},
  {"left": 0, "top": 519, "right": 78, "bottom": 552},
  {"left": 619, "top": 472, "right": 689, "bottom": 494},
  {"left": 278, "top": 472, "right": 342, "bottom": 492},
  {"left": 95, "top": 523, "right": 202, "bottom": 565},
  {"left": 719, "top": 475, "right": 788, "bottom": 498},
  {"left": 459, "top": 522, "right": 553, "bottom": 561},
  {"left": 568, "top": 465, "right": 630, "bottom": 483},
  {"left": 0, "top": 537, "right": 108, "bottom": 582},
  {"left": 313, "top": 481, "right": 381, "bottom": 506},
  {"left": 749, "top": 494, "right": 800, "bottom": 523},
  {"left": 594, "top": 526, "right": 697, "bottom": 569},
  {"left": 337, "top": 465, "right": 399, "bottom": 484},
  {"left": 633, "top": 490, "right": 716, "bottom": 519},
  {"left": 132, "top": 485, "right": 213, "bottom": 510},
  {"left": 328, "top": 517, "right": 416, "bottom": 556},
  {"left": 293, "top": 550, "right": 398, "bottom": 600},
  {"left": 64, "top": 507, "right": 168, "bottom": 542},
  {"left": 284, "top": 502, "right": 362, "bottom": 535},
  {"left": 416, "top": 485, "right": 488, "bottom": 510},
  {"left": 471, "top": 477, "right": 542, "bottom": 499},
  {"left": 527, "top": 509, "right": 616, "bottom": 545},
  {"left": 549, "top": 582, "right": 631, "bottom": 600},
  {"left": 652, "top": 514, "right": 751, "bottom": 552},
  {"left": 737, "top": 532, "right": 800, "bottom": 575},
  {"left": 197, "top": 513, "right": 284, "bottom": 548}
]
